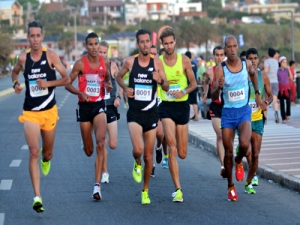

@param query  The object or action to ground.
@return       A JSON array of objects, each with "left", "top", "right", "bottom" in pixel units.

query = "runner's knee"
[{"left": 178, "top": 150, "right": 187, "bottom": 159}]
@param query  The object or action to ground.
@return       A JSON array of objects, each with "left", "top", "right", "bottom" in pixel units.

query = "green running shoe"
[
  {"left": 172, "top": 189, "right": 183, "bottom": 202},
  {"left": 132, "top": 160, "right": 142, "bottom": 183},
  {"left": 41, "top": 159, "right": 51, "bottom": 176},
  {"left": 252, "top": 175, "right": 259, "bottom": 186},
  {"left": 141, "top": 189, "right": 151, "bottom": 204},
  {"left": 33, "top": 196, "right": 44, "bottom": 213},
  {"left": 245, "top": 183, "right": 256, "bottom": 194},
  {"left": 235, "top": 144, "right": 240, "bottom": 155}
]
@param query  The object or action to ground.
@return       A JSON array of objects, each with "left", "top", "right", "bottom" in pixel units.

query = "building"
[
  {"left": 146, "top": 0, "right": 168, "bottom": 21},
  {"left": 124, "top": 1, "right": 148, "bottom": 25},
  {"left": 88, "top": 0, "right": 124, "bottom": 26},
  {"left": 0, "top": 0, "right": 23, "bottom": 26},
  {"left": 168, "top": 2, "right": 205, "bottom": 21},
  {"left": 242, "top": 2, "right": 299, "bottom": 21}
]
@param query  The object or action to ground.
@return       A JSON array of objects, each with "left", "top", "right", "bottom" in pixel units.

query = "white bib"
[
  {"left": 228, "top": 87, "right": 245, "bottom": 102},
  {"left": 165, "top": 84, "right": 181, "bottom": 100},
  {"left": 248, "top": 99, "right": 259, "bottom": 112},
  {"left": 104, "top": 89, "right": 110, "bottom": 100},
  {"left": 134, "top": 84, "right": 152, "bottom": 101},
  {"left": 29, "top": 79, "right": 48, "bottom": 97},
  {"left": 85, "top": 74, "right": 101, "bottom": 97}
]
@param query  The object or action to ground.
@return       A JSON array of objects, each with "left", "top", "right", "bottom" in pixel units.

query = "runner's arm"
[
  {"left": 262, "top": 73, "right": 273, "bottom": 107},
  {"left": 183, "top": 55, "right": 197, "bottom": 94},
  {"left": 116, "top": 58, "right": 131, "bottom": 91},
  {"left": 65, "top": 60, "right": 84, "bottom": 96},
  {"left": 202, "top": 73, "right": 209, "bottom": 103},
  {"left": 43, "top": 50, "right": 70, "bottom": 87},
  {"left": 11, "top": 53, "right": 25, "bottom": 93},
  {"left": 154, "top": 57, "right": 169, "bottom": 92},
  {"left": 211, "top": 65, "right": 223, "bottom": 101}
]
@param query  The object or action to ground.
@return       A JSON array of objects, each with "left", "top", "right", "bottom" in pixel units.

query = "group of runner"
[{"left": 12, "top": 20, "right": 274, "bottom": 212}]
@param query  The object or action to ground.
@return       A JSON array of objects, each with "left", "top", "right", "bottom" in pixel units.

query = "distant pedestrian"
[{"left": 289, "top": 60, "right": 296, "bottom": 105}]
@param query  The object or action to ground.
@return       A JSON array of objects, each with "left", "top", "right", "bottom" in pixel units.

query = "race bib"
[
  {"left": 104, "top": 89, "right": 110, "bottom": 100},
  {"left": 135, "top": 84, "right": 152, "bottom": 101},
  {"left": 249, "top": 99, "right": 259, "bottom": 112},
  {"left": 29, "top": 79, "right": 48, "bottom": 97},
  {"left": 228, "top": 87, "right": 245, "bottom": 102},
  {"left": 166, "top": 84, "right": 181, "bottom": 100},
  {"left": 86, "top": 83, "right": 100, "bottom": 97}
]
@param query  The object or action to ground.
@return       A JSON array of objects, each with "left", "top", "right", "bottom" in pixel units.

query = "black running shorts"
[
  {"left": 106, "top": 105, "right": 120, "bottom": 124},
  {"left": 209, "top": 102, "right": 222, "bottom": 118},
  {"left": 159, "top": 101, "right": 190, "bottom": 125},
  {"left": 76, "top": 101, "right": 106, "bottom": 123},
  {"left": 127, "top": 109, "right": 159, "bottom": 133}
]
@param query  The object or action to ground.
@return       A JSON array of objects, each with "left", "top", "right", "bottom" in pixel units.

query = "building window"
[
  {"left": 179, "top": 7, "right": 183, "bottom": 12},
  {"left": 161, "top": 4, "right": 167, "bottom": 10},
  {"left": 189, "top": 7, "right": 196, "bottom": 12},
  {"left": 151, "top": 4, "right": 156, "bottom": 11}
]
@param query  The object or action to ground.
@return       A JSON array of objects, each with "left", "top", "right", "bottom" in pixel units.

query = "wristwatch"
[
  {"left": 255, "top": 90, "right": 260, "bottom": 95},
  {"left": 264, "top": 100, "right": 269, "bottom": 105},
  {"left": 12, "top": 80, "right": 18, "bottom": 89},
  {"left": 182, "top": 89, "right": 187, "bottom": 95},
  {"left": 159, "top": 79, "right": 164, "bottom": 85}
]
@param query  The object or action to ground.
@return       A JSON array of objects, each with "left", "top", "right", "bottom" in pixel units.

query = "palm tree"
[{"left": 58, "top": 31, "right": 74, "bottom": 61}]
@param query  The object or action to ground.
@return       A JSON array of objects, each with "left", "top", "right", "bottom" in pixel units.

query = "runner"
[
  {"left": 116, "top": 29, "right": 169, "bottom": 204},
  {"left": 204, "top": 46, "right": 226, "bottom": 177},
  {"left": 214, "top": 35, "right": 261, "bottom": 201},
  {"left": 239, "top": 48, "right": 273, "bottom": 193},
  {"left": 65, "top": 32, "right": 112, "bottom": 201},
  {"left": 12, "top": 20, "right": 70, "bottom": 212},
  {"left": 98, "top": 40, "right": 122, "bottom": 183},
  {"left": 158, "top": 27, "right": 197, "bottom": 202},
  {"left": 159, "top": 48, "right": 166, "bottom": 56},
  {"left": 264, "top": 48, "right": 279, "bottom": 123}
]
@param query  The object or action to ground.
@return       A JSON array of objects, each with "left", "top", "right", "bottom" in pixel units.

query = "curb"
[
  {"left": 188, "top": 131, "right": 300, "bottom": 193},
  {"left": 0, "top": 84, "right": 25, "bottom": 98}
]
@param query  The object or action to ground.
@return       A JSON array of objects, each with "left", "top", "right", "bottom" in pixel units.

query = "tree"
[
  {"left": 18, "top": 0, "right": 39, "bottom": 10},
  {"left": 175, "top": 20, "right": 197, "bottom": 51},
  {"left": 0, "top": 33, "right": 14, "bottom": 72},
  {"left": 66, "top": 0, "right": 83, "bottom": 8},
  {"left": 58, "top": 31, "right": 74, "bottom": 61}
]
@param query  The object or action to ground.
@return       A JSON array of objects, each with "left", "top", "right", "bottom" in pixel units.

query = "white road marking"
[
  {"left": 280, "top": 168, "right": 300, "bottom": 172},
  {"left": 21, "top": 145, "right": 28, "bottom": 150},
  {"left": 261, "top": 157, "right": 300, "bottom": 161},
  {"left": 294, "top": 175, "right": 300, "bottom": 178},
  {"left": 260, "top": 151, "right": 300, "bottom": 156},
  {"left": 266, "top": 162, "right": 300, "bottom": 166},
  {"left": 0, "top": 213, "right": 4, "bottom": 225},
  {"left": 0, "top": 180, "right": 13, "bottom": 190},
  {"left": 9, "top": 160, "right": 21, "bottom": 167}
]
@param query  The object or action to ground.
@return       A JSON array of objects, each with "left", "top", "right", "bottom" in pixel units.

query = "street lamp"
[{"left": 270, "top": 10, "right": 294, "bottom": 60}]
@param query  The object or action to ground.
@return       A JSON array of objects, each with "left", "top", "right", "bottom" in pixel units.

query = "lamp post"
[{"left": 270, "top": 10, "right": 294, "bottom": 61}]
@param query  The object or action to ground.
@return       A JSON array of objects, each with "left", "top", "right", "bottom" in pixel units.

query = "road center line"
[
  {"left": 0, "top": 180, "right": 13, "bottom": 190},
  {"left": 21, "top": 145, "right": 28, "bottom": 150},
  {"left": 0, "top": 213, "right": 4, "bottom": 225},
  {"left": 9, "top": 160, "right": 21, "bottom": 167}
]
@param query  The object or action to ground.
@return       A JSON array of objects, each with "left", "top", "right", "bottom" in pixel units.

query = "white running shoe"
[
  {"left": 92, "top": 185, "right": 102, "bottom": 200},
  {"left": 101, "top": 173, "right": 109, "bottom": 183}
]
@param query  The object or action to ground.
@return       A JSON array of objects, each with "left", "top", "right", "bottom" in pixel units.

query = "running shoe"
[
  {"left": 275, "top": 112, "right": 279, "bottom": 123},
  {"left": 132, "top": 160, "right": 142, "bottom": 183},
  {"left": 92, "top": 185, "right": 102, "bottom": 200},
  {"left": 156, "top": 146, "right": 163, "bottom": 164},
  {"left": 245, "top": 183, "right": 256, "bottom": 194},
  {"left": 172, "top": 189, "right": 183, "bottom": 202},
  {"left": 235, "top": 144, "right": 239, "bottom": 155},
  {"left": 41, "top": 159, "right": 51, "bottom": 176},
  {"left": 220, "top": 166, "right": 227, "bottom": 178},
  {"left": 141, "top": 189, "right": 151, "bottom": 205},
  {"left": 150, "top": 166, "right": 155, "bottom": 177},
  {"left": 33, "top": 196, "right": 44, "bottom": 213},
  {"left": 101, "top": 173, "right": 109, "bottom": 183},
  {"left": 235, "top": 161, "right": 244, "bottom": 181},
  {"left": 227, "top": 186, "right": 238, "bottom": 201},
  {"left": 252, "top": 175, "right": 259, "bottom": 186},
  {"left": 162, "top": 157, "right": 169, "bottom": 169},
  {"left": 124, "top": 102, "right": 129, "bottom": 109}
]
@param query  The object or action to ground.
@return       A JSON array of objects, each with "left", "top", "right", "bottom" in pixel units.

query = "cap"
[{"left": 279, "top": 56, "right": 286, "bottom": 63}]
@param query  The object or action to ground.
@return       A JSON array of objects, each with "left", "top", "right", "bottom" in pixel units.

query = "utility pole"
[{"left": 74, "top": 12, "right": 78, "bottom": 60}]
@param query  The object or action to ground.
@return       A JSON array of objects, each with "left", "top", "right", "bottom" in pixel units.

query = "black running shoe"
[
  {"left": 156, "top": 146, "right": 163, "bottom": 164},
  {"left": 151, "top": 166, "right": 155, "bottom": 177}
]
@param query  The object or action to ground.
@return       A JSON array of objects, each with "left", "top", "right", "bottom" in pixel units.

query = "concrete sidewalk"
[{"left": 188, "top": 104, "right": 300, "bottom": 192}]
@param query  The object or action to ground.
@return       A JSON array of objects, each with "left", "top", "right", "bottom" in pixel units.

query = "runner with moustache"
[
  {"left": 203, "top": 46, "right": 226, "bottom": 178},
  {"left": 116, "top": 29, "right": 169, "bottom": 204},
  {"left": 12, "top": 21, "right": 70, "bottom": 212},
  {"left": 158, "top": 27, "right": 197, "bottom": 202},
  {"left": 65, "top": 32, "right": 112, "bottom": 201},
  {"left": 214, "top": 35, "right": 261, "bottom": 201},
  {"left": 240, "top": 48, "right": 273, "bottom": 193},
  {"left": 98, "top": 40, "right": 123, "bottom": 184}
]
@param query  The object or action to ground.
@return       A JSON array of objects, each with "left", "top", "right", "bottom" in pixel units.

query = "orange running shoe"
[{"left": 227, "top": 185, "right": 238, "bottom": 201}]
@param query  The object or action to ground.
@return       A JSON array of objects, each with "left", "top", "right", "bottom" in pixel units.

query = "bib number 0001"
[
  {"left": 29, "top": 79, "right": 48, "bottom": 97},
  {"left": 135, "top": 84, "right": 152, "bottom": 101}
]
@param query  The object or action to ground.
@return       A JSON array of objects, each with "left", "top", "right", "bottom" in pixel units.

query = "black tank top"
[
  {"left": 23, "top": 47, "right": 56, "bottom": 111},
  {"left": 128, "top": 54, "right": 157, "bottom": 112}
]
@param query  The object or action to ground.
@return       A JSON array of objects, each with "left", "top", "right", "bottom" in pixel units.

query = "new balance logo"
[
  {"left": 40, "top": 60, "right": 46, "bottom": 65},
  {"left": 152, "top": 123, "right": 156, "bottom": 127},
  {"left": 148, "top": 67, "right": 154, "bottom": 72}
]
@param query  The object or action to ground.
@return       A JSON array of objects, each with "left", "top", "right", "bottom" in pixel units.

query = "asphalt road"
[{"left": 0, "top": 87, "right": 300, "bottom": 225}]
